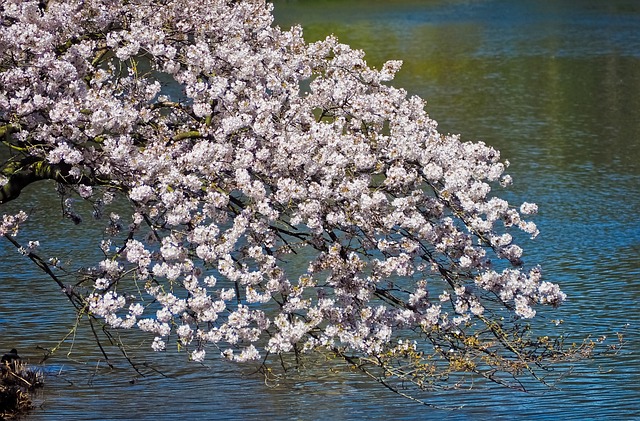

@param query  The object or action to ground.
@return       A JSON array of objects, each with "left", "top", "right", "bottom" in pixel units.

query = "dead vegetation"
[{"left": 0, "top": 361, "right": 44, "bottom": 419}]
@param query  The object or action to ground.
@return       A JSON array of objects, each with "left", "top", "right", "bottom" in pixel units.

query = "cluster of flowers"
[{"left": 1, "top": 0, "right": 566, "bottom": 371}]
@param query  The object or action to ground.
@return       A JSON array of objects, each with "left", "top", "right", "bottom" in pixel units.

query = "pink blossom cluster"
[
  {"left": 1, "top": 0, "right": 565, "bottom": 368},
  {"left": 0, "top": 211, "right": 28, "bottom": 237}
]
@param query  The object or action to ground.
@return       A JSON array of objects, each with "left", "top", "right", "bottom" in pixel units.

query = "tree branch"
[{"left": 0, "top": 157, "right": 106, "bottom": 204}]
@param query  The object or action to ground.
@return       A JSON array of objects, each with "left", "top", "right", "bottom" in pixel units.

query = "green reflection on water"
[{"left": 273, "top": 0, "right": 640, "bottom": 175}]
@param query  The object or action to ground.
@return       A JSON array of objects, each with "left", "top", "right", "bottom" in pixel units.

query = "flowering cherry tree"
[{"left": 1, "top": 0, "right": 593, "bottom": 400}]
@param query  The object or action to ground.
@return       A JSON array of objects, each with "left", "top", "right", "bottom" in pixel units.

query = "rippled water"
[{"left": 1, "top": 0, "right": 638, "bottom": 419}]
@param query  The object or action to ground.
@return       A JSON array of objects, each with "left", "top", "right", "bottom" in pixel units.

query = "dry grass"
[{"left": 0, "top": 362, "right": 44, "bottom": 419}]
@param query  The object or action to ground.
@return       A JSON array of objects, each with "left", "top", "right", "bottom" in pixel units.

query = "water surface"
[{"left": 1, "top": 1, "right": 638, "bottom": 419}]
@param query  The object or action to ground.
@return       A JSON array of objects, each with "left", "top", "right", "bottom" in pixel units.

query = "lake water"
[{"left": 1, "top": 0, "right": 638, "bottom": 419}]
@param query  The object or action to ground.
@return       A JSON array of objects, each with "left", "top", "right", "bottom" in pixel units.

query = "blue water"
[{"left": 0, "top": 1, "right": 638, "bottom": 419}]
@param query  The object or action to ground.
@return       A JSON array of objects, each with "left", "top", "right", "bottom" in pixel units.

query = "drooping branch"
[{"left": 2, "top": 233, "right": 84, "bottom": 310}]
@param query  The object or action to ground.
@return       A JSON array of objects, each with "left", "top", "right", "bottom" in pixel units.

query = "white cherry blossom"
[{"left": 0, "top": 0, "right": 588, "bottom": 397}]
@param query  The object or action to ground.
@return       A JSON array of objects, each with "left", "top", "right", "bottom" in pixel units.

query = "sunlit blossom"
[{"left": 0, "top": 0, "right": 574, "bottom": 393}]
